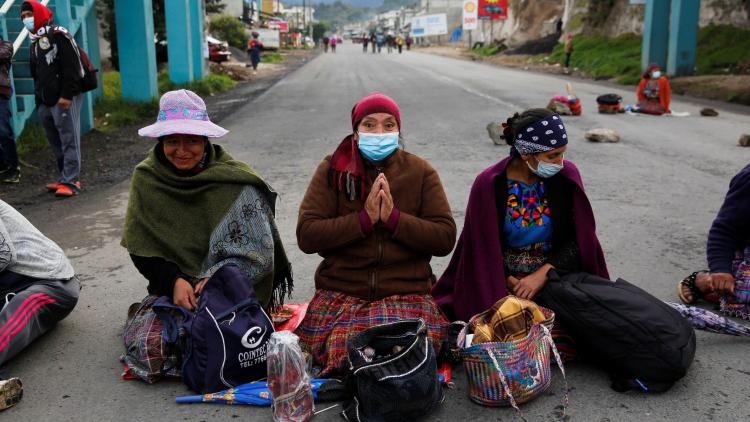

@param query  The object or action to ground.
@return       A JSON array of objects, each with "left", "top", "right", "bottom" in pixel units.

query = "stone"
[
  {"left": 486, "top": 121, "right": 506, "bottom": 145},
  {"left": 700, "top": 108, "right": 719, "bottom": 117},
  {"left": 740, "top": 134, "right": 750, "bottom": 147},
  {"left": 585, "top": 128, "right": 621, "bottom": 143}
]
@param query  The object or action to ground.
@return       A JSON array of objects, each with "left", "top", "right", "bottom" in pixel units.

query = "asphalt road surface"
[{"left": 5, "top": 43, "right": 750, "bottom": 421}]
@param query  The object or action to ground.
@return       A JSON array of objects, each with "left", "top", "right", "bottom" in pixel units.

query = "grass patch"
[
  {"left": 541, "top": 25, "right": 750, "bottom": 86},
  {"left": 262, "top": 52, "right": 284, "bottom": 64},
  {"left": 473, "top": 44, "right": 502, "bottom": 57},
  {"left": 17, "top": 123, "right": 48, "bottom": 159},
  {"left": 94, "top": 71, "right": 236, "bottom": 131}
]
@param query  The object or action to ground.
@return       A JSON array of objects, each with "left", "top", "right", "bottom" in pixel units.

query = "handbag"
[
  {"left": 343, "top": 319, "right": 443, "bottom": 422},
  {"left": 461, "top": 306, "right": 568, "bottom": 419}
]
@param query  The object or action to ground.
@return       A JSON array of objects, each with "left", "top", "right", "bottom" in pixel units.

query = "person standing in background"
[
  {"left": 563, "top": 34, "right": 574, "bottom": 69},
  {"left": 0, "top": 36, "right": 18, "bottom": 184},
  {"left": 247, "top": 31, "right": 263, "bottom": 75}
]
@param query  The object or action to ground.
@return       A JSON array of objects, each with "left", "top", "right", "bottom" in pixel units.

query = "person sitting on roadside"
[
  {"left": 678, "top": 162, "right": 750, "bottom": 319},
  {"left": 0, "top": 199, "right": 80, "bottom": 411},
  {"left": 432, "top": 109, "right": 609, "bottom": 359},
  {"left": 121, "top": 89, "right": 292, "bottom": 313},
  {"left": 636, "top": 63, "right": 672, "bottom": 115},
  {"left": 295, "top": 92, "right": 456, "bottom": 376}
]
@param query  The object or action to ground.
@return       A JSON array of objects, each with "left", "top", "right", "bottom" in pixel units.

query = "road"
[{"left": 5, "top": 42, "right": 750, "bottom": 421}]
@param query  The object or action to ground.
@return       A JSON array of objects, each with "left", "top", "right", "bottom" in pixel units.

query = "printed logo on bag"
[
  {"left": 238, "top": 326, "right": 268, "bottom": 369},
  {"left": 241, "top": 326, "right": 266, "bottom": 349}
]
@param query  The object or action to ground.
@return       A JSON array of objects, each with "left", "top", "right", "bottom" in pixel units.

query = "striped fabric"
[
  {"left": 720, "top": 247, "right": 750, "bottom": 320},
  {"left": 0, "top": 293, "right": 56, "bottom": 352},
  {"left": 295, "top": 289, "right": 450, "bottom": 377}
]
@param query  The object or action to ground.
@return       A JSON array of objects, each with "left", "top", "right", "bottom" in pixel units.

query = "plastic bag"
[{"left": 267, "top": 331, "right": 314, "bottom": 422}]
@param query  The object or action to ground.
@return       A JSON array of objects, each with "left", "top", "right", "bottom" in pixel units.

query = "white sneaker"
[{"left": 0, "top": 378, "right": 22, "bottom": 411}]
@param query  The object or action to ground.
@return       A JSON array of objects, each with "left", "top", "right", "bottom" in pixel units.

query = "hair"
[
  {"left": 502, "top": 108, "right": 556, "bottom": 156},
  {"left": 642, "top": 63, "right": 660, "bottom": 80}
]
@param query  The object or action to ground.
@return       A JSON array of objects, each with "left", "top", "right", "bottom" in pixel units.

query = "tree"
[
  {"left": 312, "top": 21, "right": 331, "bottom": 42},
  {"left": 205, "top": 0, "right": 227, "bottom": 14}
]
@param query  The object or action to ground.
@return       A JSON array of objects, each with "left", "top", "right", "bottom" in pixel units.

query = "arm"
[
  {"left": 130, "top": 254, "right": 184, "bottom": 297},
  {"left": 297, "top": 159, "right": 367, "bottom": 254},
  {"left": 636, "top": 79, "right": 647, "bottom": 102},
  {"left": 55, "top": 33, "right": 82, "bottom": 100},
  {"left": 0, "top": 40, "right": 13, "bottom": 64},
  {"left": 707, "top": 168, "right": 750, "bottom": 274},
  {"left": 660, "top": 77, "right": 671, "bottom": 113},
  {"left": 392, "top": 163, "right": 457, "bottom": 256},
  {"left": 0, "top": 218, "right": 17, "bottom": 272}
]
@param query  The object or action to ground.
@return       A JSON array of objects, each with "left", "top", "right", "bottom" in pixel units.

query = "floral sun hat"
[{"left": 138, "top": 89, "right": 229, "bottom": 138}]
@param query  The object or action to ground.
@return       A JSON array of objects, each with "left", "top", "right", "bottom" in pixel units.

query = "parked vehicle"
[{"left": 207, "top": 36, "right": 232, "bottom": 63}]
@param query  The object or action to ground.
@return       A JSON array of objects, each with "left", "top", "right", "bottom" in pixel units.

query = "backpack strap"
[{"left": 45, "top": 25, "right": 85, "bottom": 78}]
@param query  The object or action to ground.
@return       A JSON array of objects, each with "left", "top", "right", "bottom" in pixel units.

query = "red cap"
[{"left": 350, "top": 92, "right": 401, "bottom": 131}]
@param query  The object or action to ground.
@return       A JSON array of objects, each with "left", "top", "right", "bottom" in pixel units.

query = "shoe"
[
  {"left": 55, "top": 183, "right": 80, "bottom": 197},
  {"left": 0, "top": 378, "right": 23, "bottom": 411},
  {"left": 1, "top": 169, "right": 19, "bottom": 184},
  {"left": 48, "top": 181, "right": 80, "bottom": 192}
]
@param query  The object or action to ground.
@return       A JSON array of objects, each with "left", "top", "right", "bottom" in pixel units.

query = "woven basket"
[{"left": 461, "top": 307, "right": 560, "bottom": 408}]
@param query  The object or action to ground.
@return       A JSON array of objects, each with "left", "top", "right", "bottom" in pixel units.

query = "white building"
[{"left": 284, "top": 6, "right": 315, "bottom": 30}]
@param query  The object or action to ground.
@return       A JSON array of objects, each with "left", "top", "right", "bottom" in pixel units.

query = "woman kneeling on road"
[
  {"left": 295, "top": 92, "right": 456, "bottom": 376},
  {"left": 122, "top": 89, "right": 292, "bottom": 312},
  {"left": 678, "top": 162, "right": 750, "bottom": 318},
  {"left": 432, "top": 109, "right": 608, "bottom": 358}
]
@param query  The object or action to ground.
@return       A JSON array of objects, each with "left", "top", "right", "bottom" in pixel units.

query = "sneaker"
[
  {"left": 0, "top": 378, "right": 23, "bottom": 411},
  {"left": 48, "top": 181, "right": 80, "bottom": 192},
  {"left": 55, "top": 183, "right": 80, "bottom": 197},
  {"left": 0, "top": 168, "right": 19, "bottom": 184}
]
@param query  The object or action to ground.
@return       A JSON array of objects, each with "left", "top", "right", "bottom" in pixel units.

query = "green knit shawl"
[{"left": 121, "top": 143, "right": 291, "bottom": 305}]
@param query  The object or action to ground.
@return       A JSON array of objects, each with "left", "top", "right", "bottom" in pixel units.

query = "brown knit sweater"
[{"left": 297, "top": 149, "right": 456, "bottom": 300}]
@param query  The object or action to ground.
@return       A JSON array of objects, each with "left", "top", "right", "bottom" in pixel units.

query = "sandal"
[{"left": 677, "top": 271, "right": 707, "bottom": 304}]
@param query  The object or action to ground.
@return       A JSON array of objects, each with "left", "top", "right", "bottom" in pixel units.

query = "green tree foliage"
[
  {"left": 313, "top": 21, "right": 332, "bottom": 42},
  {"left": 205, "top": 0, "right": 227, "bottom": 14},
  {"left": 209, "top": 15, "right": 248, "bottom": 49}
]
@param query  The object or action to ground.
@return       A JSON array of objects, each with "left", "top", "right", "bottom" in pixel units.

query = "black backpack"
[
  {"left": 536, "top": 271, "right": 695, "bottom": 393},
  {"left": 33, "top": 26, "right": 98, "bottom": 93},
  {"left": 596, "top": 93, "right": 622, "bottom": 105}
]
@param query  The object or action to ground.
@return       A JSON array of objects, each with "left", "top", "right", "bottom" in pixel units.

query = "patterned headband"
[{"left": 513, "top": 114, "right": 568, "bottom": 155}]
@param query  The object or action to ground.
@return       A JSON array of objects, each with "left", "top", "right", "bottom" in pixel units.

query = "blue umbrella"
[{"left": 176, "top": 378, "right": 335, "bottom": 406}]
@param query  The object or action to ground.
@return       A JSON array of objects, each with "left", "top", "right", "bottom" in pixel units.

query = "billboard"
[
  {"left": 268, "top": 20, "right": 289, "bottom": 33},
  {"left": 462, "top": 0, "right": 478, "bottom": 30},
  {"left": 410, "top": 14, "right": 448, "bottom": 38},
  {"left": 255, "top": 28, "right": 280, "bottom": 49},
  {"left": 478, "top": 0, "right": 508, "bottom": 20}
]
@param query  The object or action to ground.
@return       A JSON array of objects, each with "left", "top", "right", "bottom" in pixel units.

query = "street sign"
[
  {"left": 463, "top": 0, "right": 478, "bottom": 30},
  {"left": 268, "top": 20, "right": 289, "bottom": 33},
  {"left": 478, "top": 0, "right": 507, "bottom": 21},
  {"left": 410, "top": 13, "right": 448, "bottom": 37}
]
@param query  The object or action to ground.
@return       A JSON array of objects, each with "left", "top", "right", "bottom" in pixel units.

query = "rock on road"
[{"left": 6, "top": 42, "right": 750, "bottom": 421}]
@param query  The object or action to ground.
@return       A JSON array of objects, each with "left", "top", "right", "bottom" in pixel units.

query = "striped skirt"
[{"left": 295, "top": 289, "right": 450, "bottom": 377}]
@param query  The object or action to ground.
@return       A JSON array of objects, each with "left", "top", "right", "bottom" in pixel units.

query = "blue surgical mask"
[
  {"left": 23, "top": 17, "right": 35, "bottom": 33},
  {"left": 527, "top": 156, "right": 564, "bottom": 178},
  {"left": 358, "top": 132, "right": 399, "bottom": 162}
]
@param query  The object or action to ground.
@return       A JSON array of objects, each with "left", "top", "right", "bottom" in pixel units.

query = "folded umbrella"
[
  {"left": 176, "top": 378, "right": 335, "bottom": 406},
  {"left": 666, "top": 302, "right": 750, "bottom": 337}
]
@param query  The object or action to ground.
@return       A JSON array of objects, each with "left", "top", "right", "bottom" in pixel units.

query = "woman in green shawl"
[{"left": 121, "top": 89, "right": 292, "bottom": 311}]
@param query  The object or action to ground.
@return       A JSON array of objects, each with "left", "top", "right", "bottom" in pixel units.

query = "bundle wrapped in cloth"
[{"left": 469, "top": 296, "right": 552, "bottom": 344}]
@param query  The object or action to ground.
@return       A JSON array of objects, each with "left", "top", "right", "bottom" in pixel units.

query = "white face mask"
[{"left": 651, "top": 71, "right": 661, "bottom": 79}]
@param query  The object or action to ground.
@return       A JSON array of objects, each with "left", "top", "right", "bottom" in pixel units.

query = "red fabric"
[
  {"left": 359, "top": 208, "right": 374, "bottom": 235},
  {"left": 636, "top": 76, "right": 672, "bottom": 113},
  {"left": 23, "top": 1, "right": 53, "bottom": 32},
  {"left": 329, "top": 92, "right": 401, "bottom": 198},
  {"left": 383, "top": 207, "right": 400, "bottom": 232}
]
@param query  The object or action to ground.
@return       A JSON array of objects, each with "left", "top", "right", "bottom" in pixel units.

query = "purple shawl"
[{"left": 432, "top": 156, "right": 609, "bottom": 322}]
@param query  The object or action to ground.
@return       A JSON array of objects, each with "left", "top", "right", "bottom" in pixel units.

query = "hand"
[
  {"left": 507, "top": 275, "right": 521, "bottom": 292},
  {"left": 57, "top": 97, "right": 72, "bottom": 110},
  {"left": 194, "top": 277, "right": 209, "bottom": 295},
  {"left": 173, "top": 277, "right": 197, "bottom": 311},
  {"left": 364, "top": 174, "right": 383, "bottom": 225},
  {"left": 708, "top": 272, "right": 736, "bottom": 296},
  {"left": 514, "top": 265, "right": 552, "bottom": 300},
  {"left": 378, "top": 174, "right": 394, "bottom": 223}
]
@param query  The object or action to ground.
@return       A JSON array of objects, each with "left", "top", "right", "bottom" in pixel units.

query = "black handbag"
[{"left": 343, "top": 319, "right": 443, "bottom": 422}]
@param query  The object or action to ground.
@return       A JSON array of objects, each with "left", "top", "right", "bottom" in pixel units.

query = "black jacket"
[
  {"left": 29, "top": 26, "right": 82, "bottom": 106},
  {"left": 0, "top": 39, "right": 12, "bottom": 98}
]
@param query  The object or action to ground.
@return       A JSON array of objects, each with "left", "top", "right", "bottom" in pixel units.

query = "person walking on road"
[
  {"left": 406, "top": 35, "right": 413, "bottom": 50},
  {"left": 247, "top": 31, "right": 263, "bottom": 75},
  {"left": 678, "top": 162, "right": 750, "bottom": 320},
  {"left": 396, "top": 35, "right": 404, "bottom": 54},
  {"left": 322, "top": 36, "right": 329, "bottom": 53},
  {"left": 295, "top": 92, "right": 456, "bottom": 376},
  {"left": 329, "top": 35, "right": 337, "bottom": 53},
  {"left": 370, "top": 33, "right": 377, "bottom": 53},
  {"left": 362, "top": 34, "right": 369, "bottom": 53},
  {"left": 0, "top": 199, "right": 80, "bottom": 411},
  {"left": 21, "top": 0, "right": 84, "bottom": 198},
  {"left": 0, "top": 36, "right": 19, "bottom": 184}
]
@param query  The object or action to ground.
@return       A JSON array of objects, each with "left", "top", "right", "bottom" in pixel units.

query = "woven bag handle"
[
  {"left": 486, "top": 348, "right": 527, "bottom": 421},
  {"left": 541, "top": 325, "right": 569, "bottom": 417}
]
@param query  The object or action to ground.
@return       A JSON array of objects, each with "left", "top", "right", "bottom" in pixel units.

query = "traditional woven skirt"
[
  {"left": 295, "top": 289, "right": 450, "bottom": 377},
  {"left": 721, "top": 247, "right": 750, "bottom": 319}
]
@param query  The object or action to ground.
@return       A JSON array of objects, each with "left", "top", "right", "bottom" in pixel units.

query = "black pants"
[
  {"left": 0, "top": 97, "right": 17, "bottom": 170},
  {"left": 565, "top": 52, "right": 572, "bottom": 68}
]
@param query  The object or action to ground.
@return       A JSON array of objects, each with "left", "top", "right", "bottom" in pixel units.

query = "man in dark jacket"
[
  {"left": 21, "top": 0, "right": 83, "bottom": 197},
  {"left": 0, "top": 37, "right": 18, "bottom": 183}
]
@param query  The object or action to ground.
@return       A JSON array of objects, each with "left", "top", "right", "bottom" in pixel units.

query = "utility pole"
[{"left": 303, "top": 0, "right": 306, "bottom": 35}]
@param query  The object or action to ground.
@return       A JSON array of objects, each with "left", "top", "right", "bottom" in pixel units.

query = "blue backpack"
[{"left": 157, "top": 264, "right": 274, "bottom": 394}]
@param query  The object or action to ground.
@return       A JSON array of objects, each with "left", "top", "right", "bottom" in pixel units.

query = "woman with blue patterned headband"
[{"left": 433, "top": 108, "right": 608, "bottom": 333}]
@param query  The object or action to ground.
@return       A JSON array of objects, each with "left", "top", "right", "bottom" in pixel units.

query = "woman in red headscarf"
[
  {"left": 295, "top": 92, "right": 456, "bottom": 376},
  {"left": 636, "top": 63, "right": 672, "bottom": 115}
]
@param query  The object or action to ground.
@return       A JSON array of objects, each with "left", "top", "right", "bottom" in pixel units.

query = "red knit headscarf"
[{"left": 330, "top": 92, "right": 401, "bottom": 200}]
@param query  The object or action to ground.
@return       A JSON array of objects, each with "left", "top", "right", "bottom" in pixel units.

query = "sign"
[
  {"left": 268, "top": 20, "right": 289, "bottom": 33},
  {"left": 255, "top": 28, "right": 280, "bottom": 49},
  {"left": 261, "top": 0, "right": 274, "bottom": 15},
  {"left": 410, "top": 14, "right": 448, "bottom": 38},
  {"left": 478, "top": 0, "right": 508, "bottom": 21},
  {"left": 462, "top": 0, "right": 478, "bottom": 30}
]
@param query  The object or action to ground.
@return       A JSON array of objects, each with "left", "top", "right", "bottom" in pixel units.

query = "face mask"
[
  {"left": 23, "top": 17, "right": 35, "bottom": 32},
  {"left": 357, "top": 132, "right": 399, "bottom": 162},
  {"left": 651, "top": 70, "right": 661, "bottom": 79},
  {"left": 527, "top": 156, "right": 564, "bottom": 178}
]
